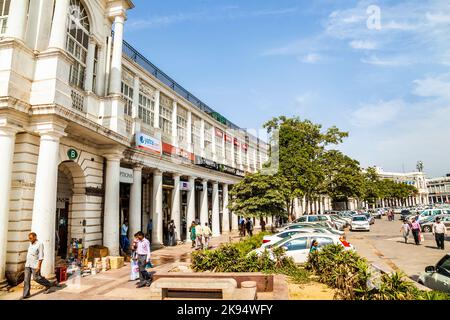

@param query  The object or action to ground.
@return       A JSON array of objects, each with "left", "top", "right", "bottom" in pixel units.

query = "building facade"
[
  {"left": 426, "top": 174, "right": 450, "bottom": 204},
  {"left": 374, "top": 167, "right": 429, "bottom": 207},
  {"left": 0, "top": 0, "right": 269, "bottom": 286}
]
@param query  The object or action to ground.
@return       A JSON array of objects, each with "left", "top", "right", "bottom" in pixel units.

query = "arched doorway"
[{"left": 56, "top": 161, "right": 86, "bottom": 260}]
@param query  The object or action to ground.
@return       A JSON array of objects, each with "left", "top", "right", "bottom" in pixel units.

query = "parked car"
[
  {"left": 400, "top": 209, "right": 412, "bottom": 221},
  {"left": 416, "top": 209, "right": 450, "bottom": 222},
  {"left": 350, "top": 215, "right": 370, "bottom": 231},
  {"left": 363, "top": 213, "right": 375, "bottom": 225},
  {"left": 281, "top": 223, "right": 344, "bottom": 235},
  {"left": 418, "top": 253, "right": 450, "bottom": 293},
  {"left": 252, "top": 233, "right": 354, "bottom": 264},
  {"left": 292, "top": 215, "right": 337, "bottom": 229},
  {"left": 420, "top": 215, "right": 450, "bottom": 233},
  {"left": 261, "top": 228, "right": 338, "bottom": 248}
]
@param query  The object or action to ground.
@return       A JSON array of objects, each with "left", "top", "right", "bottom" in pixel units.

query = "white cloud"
[
  {"left": 350, "top": 40, "right": 377, "bottom": 50},
  {"left": 361, "top": 55, "right": 413, "bottom": 66},
  {"left": 413, "top": 73, "right": 450, "bottom": 100},
  {"left": 299, "top": 53, "right": 321, "bottom": 64},
  {"left": 252, "top": 7, "right": 298, "bottom": 17},
  {"left": 349, "top": 99, "right": 406, "bottom": 127}
]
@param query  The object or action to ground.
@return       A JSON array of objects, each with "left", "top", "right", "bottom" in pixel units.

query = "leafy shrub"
[
  {"left": 191, "top": 233, "right": 310, "bottom": 283},
  {"left": 305, "top": 244, "right": 450, "bottom": 300}
]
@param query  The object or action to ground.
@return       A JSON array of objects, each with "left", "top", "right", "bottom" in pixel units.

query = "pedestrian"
[
  {"left": 400, "top": 221, "right": 410, "bottom": 244},
  {"left": 260, "top": 218, "right": 266, "bottom": 232},
  {"left": 203, "top": 222, "right": 212, "bottom": 249},
  {"left": 410, "top": 218, "right": 421, "bottom": 245},
  {"left": 433, "top": 217, "right": 447, "bottom": 250},
  {"left": 189, "top": 221, "right": 197, "bottom": 248},
  {"left": 134, "top": 231, "right": 151, "bottom": 288},
  {"left": 246, "top": 218, "right": 253, "bottom": 237},
  {"left": 147, "top": 219, "right": 152, "bottom": 243},
  {"left": 168, "top": 220, "right": 176, "bottom": 246},
  {"left": 309, "top": 240, "right": 319, "bottom": 254},
  {"left": 23, "top": 232, "right": 58, "bottom": 299},
  {"left": 195, "top": 222, "right": 203, "bottom": 250},
  {"left": 120, "top": 221, "right": 129, "bottom": 254},
  {"left": 130, "top": 235, "right": 139, "bottom": 281},
  {"left": 239, "top": 217, "right": 245, "bottom": 236}
]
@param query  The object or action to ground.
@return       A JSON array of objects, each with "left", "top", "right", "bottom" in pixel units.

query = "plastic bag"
[
  {"left": 420, "top": 233, "right": 425, "bottom": 243},
  {"left": 130, "top": 259, "right": 139, "bottom": 281}
]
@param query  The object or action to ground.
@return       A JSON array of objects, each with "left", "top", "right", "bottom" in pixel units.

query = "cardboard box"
[
  {"left": 87, "top": 245, "right": 109, "bottom": 259},
  {"left": 108, "top": 256, "right": 124, "bottom": 269}
]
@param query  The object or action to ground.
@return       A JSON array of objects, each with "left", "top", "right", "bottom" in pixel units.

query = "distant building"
[
  {"left": 374, "top": 167, "right": 429, "bottom": 206},
  {"left": 426, "top": 174, "right": 450, "bottom": 204}
]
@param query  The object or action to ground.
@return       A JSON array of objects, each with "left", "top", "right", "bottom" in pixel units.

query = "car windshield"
[{"left": 353, "top": 216, "right": 367, "bottom": 221}]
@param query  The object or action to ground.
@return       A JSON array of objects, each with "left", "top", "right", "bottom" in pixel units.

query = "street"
[{"left": 346, "top": 215, "right": 449, "bottom": 282}]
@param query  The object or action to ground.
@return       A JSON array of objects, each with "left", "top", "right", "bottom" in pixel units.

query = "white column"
[
  {"left": 153, "top": 90, "right": 160, "bottom": 129},
  {"left": 238, "top": 141, "right": 243, "bottom": 170},
  {"left": 212, "top": 182, "right": 220, "bottom": 237},
  {"left": 200, "top": 119, "right": 205, "bottom": 157},
  {"left": 211, "top": 127, "right": 216, "bottom": 162},
  {"left": 48, "top": 0, "right": 70, "bottom": 50},
  {"left": 171, "top": 101, "right": 178, "bottom": 147},
  {"left": 129, "top": 166, "right": 142, "bottom": 243},
  {"left": 185, "top": 176, "right": 196, "bottom": 242},
  {"left": 172, "top": 173, "right": 181, "bottom": 241},
  {"left": 5, "top": 0, "right": 29, "bottom": 41},
  {"left": 96, "top": 45, "right": 106, "bottom": 96},
  {"left": 31, "top": 130, "right": 65, "bottom": 279},
  {"left": 186, "top": 111, "right": 192, "bottom": 152},
  {"left": 84, "top": 39, "right": 97, "bottom": 92},
  {"left": 103, "top": 153, "right": 122, "bottom": 256},
  {"left": 109, "top": 15, "right": 125, "bottom": 94},
  {"left": 222, "top": 184, "right": 230, "bottom": 233},
  {"left": 200, "top": 180, "right": 208, "bottom": 225},
  {"left": 132, "top": 75, "right": 140, "bottom": 120},
  {"left": 231, "top": 193, "right": 239, "bottom": 231},
  {"left": 152, "top": 170, "right": 163, "bottom": 245},
  {"left": 0, "top": 127, "right": 18, "bottom": 287}
]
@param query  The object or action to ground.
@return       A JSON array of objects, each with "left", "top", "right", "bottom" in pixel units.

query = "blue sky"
[{"left": 124, "top": 0, "right": 450, "bottom": 177}]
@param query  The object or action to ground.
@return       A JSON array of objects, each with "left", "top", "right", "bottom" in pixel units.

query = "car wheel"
[{"left": 423, "top": 226, "right": 432, "bottom": 233}]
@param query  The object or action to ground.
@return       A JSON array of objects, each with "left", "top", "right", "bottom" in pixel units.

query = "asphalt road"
[{"left": 346, "top": 215, "right": 449, "bottom": 281}]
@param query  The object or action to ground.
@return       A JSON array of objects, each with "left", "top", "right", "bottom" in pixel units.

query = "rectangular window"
[
  {"left": 0, "top": 0, "right": 11, "bottom": 35},
  {"left": 191, "top": 114, "right": 201, "bottom": 151},
  {"left": 177, "top": 106, "right": 187, "bottom": 143},
  {"left": 121, "top": 82, "right": 133, "bottom": 117},
  {"left": 159, "top": 94, "right": 173, "bottom": 135},
  {"left": 92, "top": 45, "right": 98, "bottom": 93}
]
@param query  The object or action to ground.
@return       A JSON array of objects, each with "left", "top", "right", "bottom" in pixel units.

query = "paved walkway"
[
  {"left": 0, "top": 231, "right": 244, "bottom": 300},
  {"left": 346, "top": 215, "right": 448, "bottom": 281}
]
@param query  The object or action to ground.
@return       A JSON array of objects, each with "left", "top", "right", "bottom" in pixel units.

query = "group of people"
[
  {"left": 239, "top": 217, "right": 256, "bottom": 237},
  {"left": 401, "top": 216, "right": 447, "bottom": 249},
  {"left": 189, "top": 221, "right": 212, "bottom": 250}
]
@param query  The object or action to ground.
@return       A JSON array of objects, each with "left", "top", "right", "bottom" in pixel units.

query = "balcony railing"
[{"left": 121, "top": 39, "right": 241, "bottom": 131}]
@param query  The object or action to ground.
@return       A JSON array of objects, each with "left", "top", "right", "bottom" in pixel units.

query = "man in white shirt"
[
  {"left": 134, "top": 231, "right": 151, "bottom": 288},
  {"left": 433, "top": 217, "right": 447, "bottom": 250},
  {"left": 202, "top": 223, "right": 212, "bottom": 249},
  {"left": 23, "top": 232, "right": 56, "bottom": 299},
  {"left": 195, "top": 223, "right": 203, "bottom": 250}
]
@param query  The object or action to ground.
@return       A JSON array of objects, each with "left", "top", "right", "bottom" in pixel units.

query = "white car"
[
  {"left": 252, "top": 233, "right": 354, "bottom": 264},
  {"left": 261, "top": 228, "right": 338, "bottom": 248},
  {"left": 350, "top": 215, "right": 370, "bottom": 231},
  {"left": 280, "top": 223, "right": 345, "bottom": 235},
  {"left": 292, "top": 215, "right": 337, "bottom": 229}
]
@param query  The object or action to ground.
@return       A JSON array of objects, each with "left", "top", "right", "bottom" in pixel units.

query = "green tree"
[
  {"left": 228, "top": 172, "right": 287, "bottom": 219},
  {"left": 263, "top": 116, "right": 348, "bottom": 214}
]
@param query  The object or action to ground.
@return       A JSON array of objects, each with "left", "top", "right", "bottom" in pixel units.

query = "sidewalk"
[{"left": 0, "top": 231, "right": 243, "bottom": 300}]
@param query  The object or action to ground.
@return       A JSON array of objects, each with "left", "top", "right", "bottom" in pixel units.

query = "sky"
[{"left": 124, "top": 0, "right": 450, "bottom": 178}]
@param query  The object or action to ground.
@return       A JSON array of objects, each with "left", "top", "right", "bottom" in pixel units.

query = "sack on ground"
[{"left": 420, "top": 233, "right": 425, "bottom": 243}]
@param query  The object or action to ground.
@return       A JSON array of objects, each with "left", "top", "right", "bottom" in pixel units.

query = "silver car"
[{"left": 418, "top": 254, "right": 450, "bottom": 293}]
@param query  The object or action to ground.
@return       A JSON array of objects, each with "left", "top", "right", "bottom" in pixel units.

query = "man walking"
[
  {"left": 134, "top": 231, "right": 151, "bottom": 288},
  {"left": 203, "top": 222, "right": 212, "bottom": 249},
  {"left": 433, "top": 217, "right": 447, "bottom": 250},
  {"left": 168, "top": 220, "right": 176, "bottom": 246},
  {"left": 195, "top": 222, "right": 204, "bottom": 250},
  {"left": 120, "top": 220, "right": 129, "bottom": 254},
  {"left": 246, "top": 218, "right": 253, "bottom": 237},
  {"left": 23, "top": 233, "right": 57, "bottom": 299}
]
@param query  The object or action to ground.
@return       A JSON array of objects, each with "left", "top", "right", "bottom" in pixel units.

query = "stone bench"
[{"left": 149, "top": 278, "right": 238, "bottom": 300}]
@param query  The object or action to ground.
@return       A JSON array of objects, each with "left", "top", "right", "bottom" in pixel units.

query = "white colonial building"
[
  {"left": 374, "top": 167, "right": 429, "bottom": 207},
  {"left": 0, "top": 0, "right": 270, "bottom": 286},
  {"left": 426, "top": 174, "right": 450, "bottom": 204}
]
